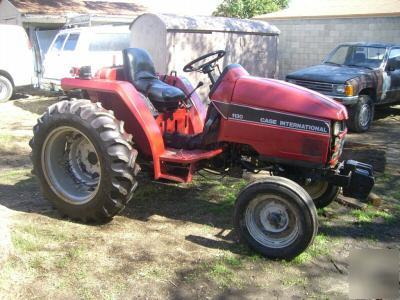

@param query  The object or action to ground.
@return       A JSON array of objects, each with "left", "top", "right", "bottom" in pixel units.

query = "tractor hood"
[
  {"left": 231, "top": 76, "right": 348, "bottom": 121},
  {"left": 286, "top": 64, "right": 372, "bottom": 84}
]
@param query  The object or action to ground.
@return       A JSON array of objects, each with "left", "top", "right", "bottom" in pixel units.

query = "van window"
[
  {"left": 88, "top": 33, "right": 130, "bottom": 52},
  {"left": 389, "top": 48, "right": 400, "bottom": 59},
  {"left": 52, "top": 34, "right": 67, "bottom": 51},
  {"left": 63, "top": 33, "right": 80, "bottom": 51}
]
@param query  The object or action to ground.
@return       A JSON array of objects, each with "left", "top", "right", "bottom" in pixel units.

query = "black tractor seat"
[{"left": 123, "top": 48, "right": 185, "bottom": 113}]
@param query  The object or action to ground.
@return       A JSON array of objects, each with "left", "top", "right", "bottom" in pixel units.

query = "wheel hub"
[
  {"left": 260, "top": 202, "right": 289, "bottom": 233},
  {"left": 88, "top": 152, "right": 98, "bottom": 165},
  {"left": 245, "top": 195, "right": 299, "bottom": 248},
  {"left": 41, "top": 126, "right": 101, "bottom": 205},
  {"left": 68, "top": 136, "right": 100, "bottom": 182},
  {"left": 359, "top": 104, "right": 371, "bottom": 128}
]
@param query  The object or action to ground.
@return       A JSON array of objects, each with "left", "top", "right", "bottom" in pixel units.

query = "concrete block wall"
[{"left": 270, "top": 16, "right": 400, "bottom": 79}]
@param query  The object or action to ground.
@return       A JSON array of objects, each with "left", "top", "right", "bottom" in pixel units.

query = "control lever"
[{"left": 183, "top": 81, "right": 203, "bottom": 109}]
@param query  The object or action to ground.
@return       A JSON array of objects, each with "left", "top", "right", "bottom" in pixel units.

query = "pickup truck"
[{"left": 286, "top": 43, "right": 400, "bottom": 132}]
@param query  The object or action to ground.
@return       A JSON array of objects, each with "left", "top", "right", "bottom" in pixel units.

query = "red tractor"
[{"left": 30, "top": 48, "right": 374, "bottom": 259}]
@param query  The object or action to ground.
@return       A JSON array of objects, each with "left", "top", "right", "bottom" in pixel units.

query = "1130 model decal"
[{"left": 213, "top": 101, "right": 330, "bottom": 134}]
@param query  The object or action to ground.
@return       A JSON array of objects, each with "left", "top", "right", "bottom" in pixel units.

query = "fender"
[
  {"left": 347, "top": 71, "right": 381, "bottom": 101},
  {"left": 62, "top": 78, "right": 165, "bottom": 173}
]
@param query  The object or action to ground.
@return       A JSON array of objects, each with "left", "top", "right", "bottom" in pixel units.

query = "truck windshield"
[{"left": 325, "top": 45, "right": 387, "bottom": 69}]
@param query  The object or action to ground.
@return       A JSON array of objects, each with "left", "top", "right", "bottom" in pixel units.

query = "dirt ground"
[{"left": 0, "top": 89, "right": 399, "bottom": 300}]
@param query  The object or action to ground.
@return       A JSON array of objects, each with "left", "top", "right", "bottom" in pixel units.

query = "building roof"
[
  {"left": 132, "top": 13, "right": 280, "bottom": 35},
  {"left": 6, "top": 0, "right": 147, "bottom": 16},
  {"left": 339, "top": 42, "right": 397, "bottom": 48},
  {"left": 254, "top": 0, "right": 400, "bottom": 20}
]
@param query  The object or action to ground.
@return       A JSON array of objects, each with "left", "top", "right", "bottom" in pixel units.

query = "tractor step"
[
  {"left": 160, "top": 147, "right": 223, "bottom": 163},
  {"left": 158, "top": 147, "right": 223, "bottom": 183}
]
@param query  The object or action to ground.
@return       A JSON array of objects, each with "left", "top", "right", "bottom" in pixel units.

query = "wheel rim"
[
  {"left": 245, "top": 194, "right": 299, "bottom": 249},
  {"left": 304, "top": 181, "right": 328, "bottom": 199},
  {"left": 359, "top": 103, "right": 371, "bottom": 128},
  {"left": 41, "top": 126, "right": 101, "bottom": 205},
  {"left": 0, "top": 80, "right": 7, "bottom": 100}
]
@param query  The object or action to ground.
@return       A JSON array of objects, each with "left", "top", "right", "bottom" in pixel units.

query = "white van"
[
  {"left": 0, "top": 25, "right": 35, "bottom": 103},
  {"left": 41, "top": 25, "right": 130, "bottom": 90}
]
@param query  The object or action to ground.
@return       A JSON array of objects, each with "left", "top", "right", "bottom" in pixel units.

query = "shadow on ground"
[
  {"left": 374, "top": 105, "right": 400, "bottom": 121},
  {"left": 0, "top": 172, "right": 398, "bottom": 254}
]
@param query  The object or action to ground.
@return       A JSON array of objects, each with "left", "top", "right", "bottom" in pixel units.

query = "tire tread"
[{"left": 30, "top": 99, "right": 140, "bottom": 223}]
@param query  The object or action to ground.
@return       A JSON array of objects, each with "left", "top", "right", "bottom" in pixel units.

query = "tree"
[{"left": 213, "top": 0, "right": 288, "bottom": 19}]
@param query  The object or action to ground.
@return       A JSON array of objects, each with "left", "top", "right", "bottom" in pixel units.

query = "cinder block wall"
[{"left": 268, "top": 16, "right": 400, "bottom": 79}]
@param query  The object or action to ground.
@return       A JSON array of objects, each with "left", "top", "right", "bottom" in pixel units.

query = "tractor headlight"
[{"left": 333, "top": 122, "right": 341, "bottom": 136}]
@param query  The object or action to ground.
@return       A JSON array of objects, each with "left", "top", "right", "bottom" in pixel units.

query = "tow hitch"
[{"left": 328, "top": 160, "right": 375, "bottom": 201}]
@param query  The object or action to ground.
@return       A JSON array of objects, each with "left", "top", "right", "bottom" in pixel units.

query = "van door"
[
  {"left": 42, "top": 33, "right": 68, "bottom": 81},
  {"left": 385, "top": 47, "right": 400, "bottom": 103}
]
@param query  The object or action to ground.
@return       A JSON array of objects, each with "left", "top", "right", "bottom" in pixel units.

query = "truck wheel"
[
  {"left": 0, "top": 75, "right": 13, "bottom": 103},
  {"left": 30, "top": 100, "right": 140, "bottom": 223},
  {"left": 302, "top": 181, "right": 339, "bottom": 208},
  {"left": 347, "top": 95, "right": 374, "bottom": 133},
  {"left": 234, "top": 177, "right": 318, "bottom": 260}
]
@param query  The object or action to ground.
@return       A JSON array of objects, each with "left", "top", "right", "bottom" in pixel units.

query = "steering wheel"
[{"left": 183, "top": 50, "right": 226, "bottom": 73}]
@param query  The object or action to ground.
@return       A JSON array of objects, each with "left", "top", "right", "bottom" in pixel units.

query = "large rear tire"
[
  {"left": 30, "top": 100, "right": 140, "bottom": 223},
  {"left": 0, "top": 75, "right": 13, "bottom": 103},
  {"left": 234, "top": 177, "right": 318, "bottom": 260}
]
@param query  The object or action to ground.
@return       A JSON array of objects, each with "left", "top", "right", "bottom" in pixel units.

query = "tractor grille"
[{"left": 291, "top": 79, "right": 333, "bottom": 94}]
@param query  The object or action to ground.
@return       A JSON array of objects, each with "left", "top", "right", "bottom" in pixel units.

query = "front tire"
[
  {"left": 234, "top": 177, "right": 318, "bottom": 260},
  {"left": 347, "top": 95, "right": 374, "bottom": 133},
  {"left": 0, "top": 75, "right": 13, "bottom": 103},
  {"left": 30, "top": 100, "right": 140, "bottom": 223}
]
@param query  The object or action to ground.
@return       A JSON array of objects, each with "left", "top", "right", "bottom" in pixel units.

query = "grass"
[
  {"left": 376, "top": 173, "right": 394, "bottom": 183},
  {"left": 196, "top": 177, "right": 247, "bottom": 214},
  {"left": 12, "top": 224, "right": 69, "bottom": 251},
  {"left": 0, "top": 133, "right": 31, "bottom": 156},
  {"left": 393, "top": 190, "right": 400, "bottom": 200},
  {"left": 281, "top": 277, "right": 307, "bottom": 287},
  {"left": 291, "top": 234, "right": 331, "bottom": 265},
  {"left": 179, "top": 253, "right": 245, "bottom": 288},
  {"left": 352, "top": 208, "right": 395, "bottom": 223},
  {"left": 2, "top": 219, "right": 135, "bottom": 299},
  {"left": 0, "top": 168, "right": 32, "bottom": 184},
  {"left": 0, "top": 134, "right": 29, "bottom": 144},
  {"left": 207, "top": 260, "right": 239, "bottom": 288},
  {"left": 224, "top": 255, "right": 242, "bottom": 267}
]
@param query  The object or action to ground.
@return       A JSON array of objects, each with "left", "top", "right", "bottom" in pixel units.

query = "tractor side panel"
[
  {"left": 61, "top": 78, "right": 165, "bottom": 160},
  {"left": 210, "top": 72, "right": 344, "bottom": 167},
  {"left": 219, "top": 117, "right": 330, "bottom": 167},
  {"left": 212, "top": 100, "right": 331, "bottom": 167}
]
